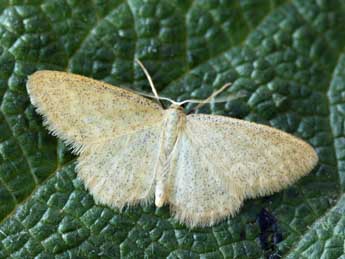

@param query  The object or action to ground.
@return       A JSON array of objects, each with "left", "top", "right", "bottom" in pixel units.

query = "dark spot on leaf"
[
  {"left": 239, "top": 229, "right": 246, "bottom": 240},
  {"left": 257, "top": 208, "right": 283, "bottom": 259}
]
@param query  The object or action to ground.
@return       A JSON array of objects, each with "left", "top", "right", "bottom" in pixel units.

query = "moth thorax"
[{"left": 162, "top": 107, "right": 185, "bottom": 153}]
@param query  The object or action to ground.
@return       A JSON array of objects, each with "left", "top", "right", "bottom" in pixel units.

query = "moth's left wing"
[
  {"left": 26, "top": 71, "right": 164, "bottom": 152},
  {"left": 168, "top": 114, "right": 318, "bottom": 227}
]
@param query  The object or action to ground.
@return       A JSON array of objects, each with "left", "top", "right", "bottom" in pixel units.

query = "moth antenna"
[
  {"left": 178, "top": 82, "right": 232, "bottom": 113},
  {"left": 194, "top": 82, "right": 232, "bottom": 109},
  {"left": 135, "top": 59, "right": 165, "bottom": 108}
]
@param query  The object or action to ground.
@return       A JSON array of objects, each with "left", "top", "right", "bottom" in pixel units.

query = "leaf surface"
[{"left": 0, "top": 0, "right": 344, "bottom": 258}]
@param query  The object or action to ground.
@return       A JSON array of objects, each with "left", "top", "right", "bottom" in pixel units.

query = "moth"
[{"left": 26, "top": 62, "right": 318, "bottom": 227}]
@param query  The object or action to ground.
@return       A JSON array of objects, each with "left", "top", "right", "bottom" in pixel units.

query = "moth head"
[{"left": 168, "top": 103, "right": 184, "bottom": 110}]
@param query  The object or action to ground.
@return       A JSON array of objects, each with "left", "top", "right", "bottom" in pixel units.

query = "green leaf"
[{"left": 0, "top": 0, "right": 344, "bottom": 258}]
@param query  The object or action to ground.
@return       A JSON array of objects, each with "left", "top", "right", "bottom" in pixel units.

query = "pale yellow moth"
[{"left": 26, "top": 63, "right": 318, "bottom": 227}]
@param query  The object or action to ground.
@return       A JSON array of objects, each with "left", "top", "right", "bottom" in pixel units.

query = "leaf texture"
[{"left": 0, "top": 0, "right": 344, "bottom": 258}]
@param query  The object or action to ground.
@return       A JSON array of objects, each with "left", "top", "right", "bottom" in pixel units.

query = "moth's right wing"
[
  {"left": 168, "top": 114, "right": 318, "bottom": 227},
  {"left": 27, "top": 70, "right": 164, "bottom": 152}
]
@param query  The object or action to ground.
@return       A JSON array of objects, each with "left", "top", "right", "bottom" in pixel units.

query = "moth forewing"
[
  {"left": 26, "top": 71, "right": 164, "bottom": 151},
  {"left": 166, "top": 113, "right": 318, "bottom": 226}
]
